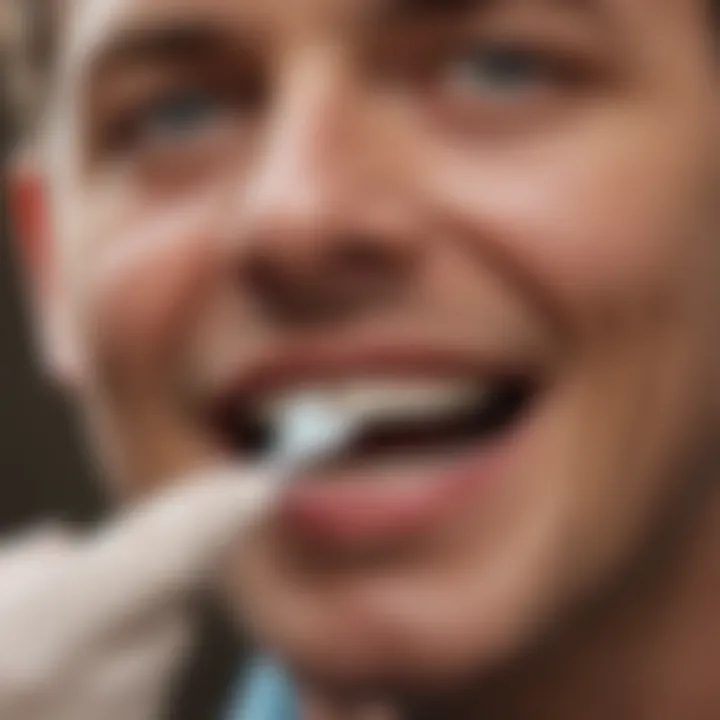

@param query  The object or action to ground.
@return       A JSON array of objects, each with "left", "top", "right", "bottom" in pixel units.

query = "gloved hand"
[{"left": 0, "top": 469, "right": 276, "bottom": 720}]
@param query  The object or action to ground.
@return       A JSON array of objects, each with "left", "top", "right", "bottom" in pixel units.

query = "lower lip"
[{"left": 279, "top": 420, "right": 530, "bottom": 544}]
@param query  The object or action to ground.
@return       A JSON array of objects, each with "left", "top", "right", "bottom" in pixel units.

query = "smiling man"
[{"left": 6, "top": 0, "right": 720, "bottom": 718}]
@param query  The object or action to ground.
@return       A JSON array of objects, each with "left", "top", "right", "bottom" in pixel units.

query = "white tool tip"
[{"left": 272, "top": 391, "right": 358, "bottom": 474}]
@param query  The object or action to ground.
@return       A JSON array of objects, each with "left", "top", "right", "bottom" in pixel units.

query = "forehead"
[
  {"left": 68, "top": 0, "right": 359, "bottom": 49},
  {"left": 65, "top": 0, "right": 691, "bottom": 52}
]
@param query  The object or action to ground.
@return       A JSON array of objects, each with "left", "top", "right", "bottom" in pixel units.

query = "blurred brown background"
[
  {"left": 1, "top": 0, "right": 102, "bottom": 532},
  {"left": 1, "top": 3, "right": 246, "bottom": 717}
]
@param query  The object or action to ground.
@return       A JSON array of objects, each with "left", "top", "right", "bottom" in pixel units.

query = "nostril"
[
  {"left": 239, "top": 233, "right": 415, "bottom": 325},
  {"left": 243, "top": 252, "right": 286, "bottom": 304},
  {"left": 330, "top": 237, "right": 402, "bottom": 279},
  {"left": 241, "top": 252, "right": 342, "bottom": 324}
]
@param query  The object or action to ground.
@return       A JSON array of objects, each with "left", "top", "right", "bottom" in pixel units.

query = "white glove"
[{"left": 0, "top": 469, "right": 276, "bottom": 720}]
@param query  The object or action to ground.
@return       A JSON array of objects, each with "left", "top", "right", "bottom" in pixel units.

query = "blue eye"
[
  {"left": 449, "top": 45, "right": 548, "bottom": 97},
  {"left": 140, "top": 90, "right": 223, "bottom": 142}
]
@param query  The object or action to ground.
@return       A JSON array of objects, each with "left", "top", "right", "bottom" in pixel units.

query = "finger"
[
  {"left": 76, "top": 465, "right": 278, "bottom": 626},
  {"left": 45, "top": 615, "right": 193, "bottom": 720},
  {"left": 84, "top": 614, "right": 194, "bottom": 714},
  {"left": 0, "top": 524, "right": 73, "bottom": 577},
  {"left": 0, "top": 466, "right": 276, "bottom": 686}
]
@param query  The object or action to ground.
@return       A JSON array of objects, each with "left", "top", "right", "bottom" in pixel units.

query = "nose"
[{"left": 229, "top": 55, "right": 418, "bottom": 326}]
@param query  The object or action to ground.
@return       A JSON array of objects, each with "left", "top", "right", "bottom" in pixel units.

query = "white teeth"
[{"left": 254, "top": 379, "right": 490, "bottom": 429}]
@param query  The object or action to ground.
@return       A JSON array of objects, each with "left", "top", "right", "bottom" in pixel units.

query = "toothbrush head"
[{"left": 271, "top": 391, "right": 359, "bottom": 475}]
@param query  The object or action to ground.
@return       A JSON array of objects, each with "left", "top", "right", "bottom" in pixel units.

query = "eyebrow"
[
  {"left": 85, "top": 0, "right": 616, "bottom": 82},
  {"left": 370, "top": 0, "right": 485, "bottom": 21},
  {"left": 370, "top": 0, "right": 611, "bottom": 26},
  {"left": 85, "top": 18, "right": 253, "bottom": 81}
]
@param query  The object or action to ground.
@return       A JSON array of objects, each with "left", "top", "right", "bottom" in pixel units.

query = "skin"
[{"left": 9, "top": 0, "right": 720, "bottom": 717}]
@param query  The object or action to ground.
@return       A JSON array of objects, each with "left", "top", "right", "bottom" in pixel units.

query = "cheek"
[
  {"left": 66, "top": 191, "right": 224, "bottom": 381},
  {"left": 420, "top": 117, "right": 710, "bottom": 323}
]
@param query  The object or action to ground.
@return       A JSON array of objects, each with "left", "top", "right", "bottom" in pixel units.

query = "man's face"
[{"left": 32, "top": 0, "right": 720, "bottom": 693}]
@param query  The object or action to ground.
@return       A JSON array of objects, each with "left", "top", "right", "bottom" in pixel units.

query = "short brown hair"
[{"left": 2, "top": 0, "right": 59, "bottom": 140}]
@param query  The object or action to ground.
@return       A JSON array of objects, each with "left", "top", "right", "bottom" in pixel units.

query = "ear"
[{"left": 7, "top": 152, "right": 81, "bottom": 387}]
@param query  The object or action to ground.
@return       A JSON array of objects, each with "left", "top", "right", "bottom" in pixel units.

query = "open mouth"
[
  {"left": 212, "top": 374, "right": 537, "bottom": 468},
  {"left": 206, "top": 350, "right": 546, "bottom": 539}
]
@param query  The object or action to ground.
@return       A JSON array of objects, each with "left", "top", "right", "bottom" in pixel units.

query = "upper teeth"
[{"left": 254, "top": 379, "right": 490, "bottom": 429}]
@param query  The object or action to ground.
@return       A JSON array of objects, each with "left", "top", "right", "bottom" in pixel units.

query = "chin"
[
  {"left": 252, "top": 606, "right": 548, "bottom": 699},
  {"left": 227, "top": 530, "right": 570, "bottom": 698}
]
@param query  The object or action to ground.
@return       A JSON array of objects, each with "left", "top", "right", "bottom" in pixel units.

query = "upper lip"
[{"left": 205, "top": 337, "right": 545, "bottom": 427}]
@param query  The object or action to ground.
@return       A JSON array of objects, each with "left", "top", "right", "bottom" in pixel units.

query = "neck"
[{"left": 303, "top": 472, "right": 720, "bottom": 720}]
